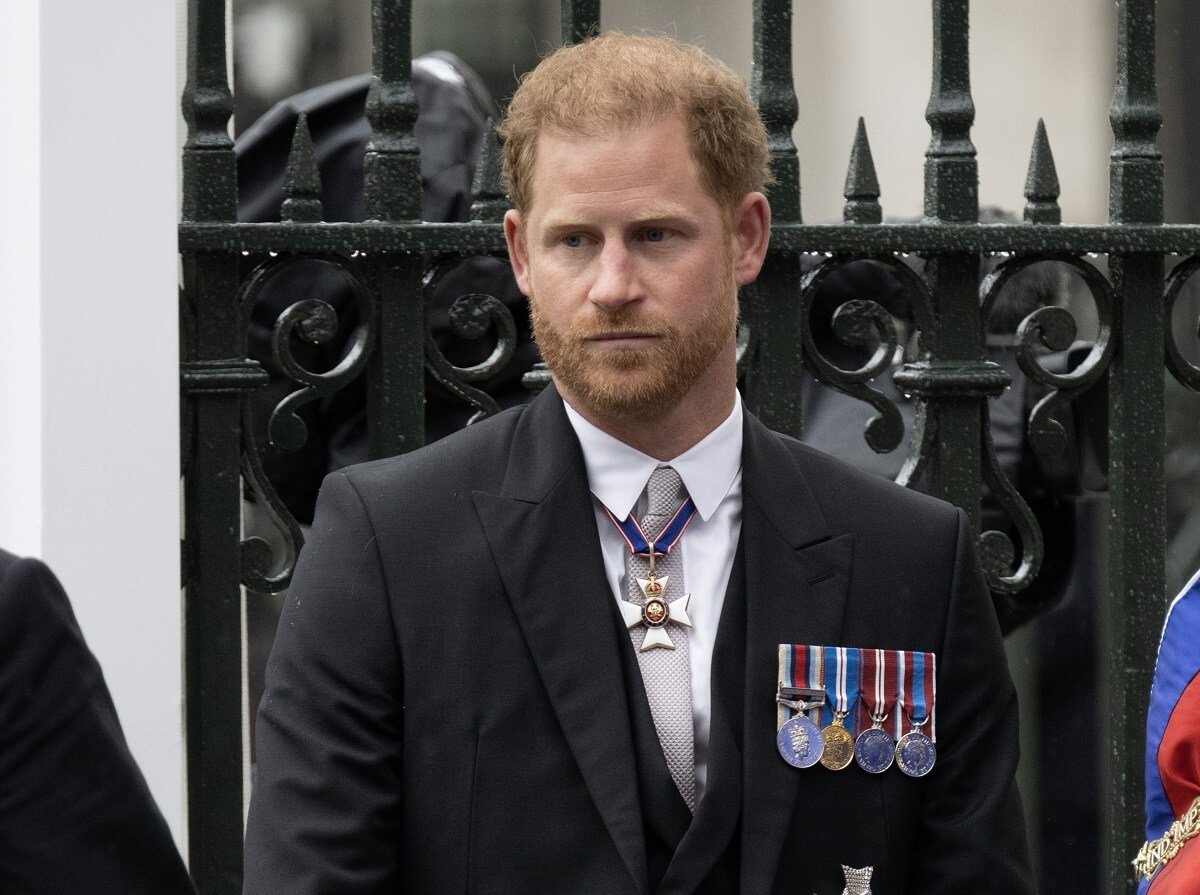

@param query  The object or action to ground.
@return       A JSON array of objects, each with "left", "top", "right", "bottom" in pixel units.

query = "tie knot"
[{"left": 643, "top": 466, "right": 685, "bottom": 520}]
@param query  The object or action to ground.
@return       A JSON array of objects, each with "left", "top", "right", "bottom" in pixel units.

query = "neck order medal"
[
  {"left": 606, "top": 494, "right": 698, "bottom": 652},
  {"left": 618, "top": 557, "right": 694, "bottom": 651}
]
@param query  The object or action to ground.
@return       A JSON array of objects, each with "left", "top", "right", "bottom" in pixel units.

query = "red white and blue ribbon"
[
  {"left": 602, "top": 497, "right": 698, "bottom": 559},
  {"left": 778, "top": 644, "right": 825, "bottom": 725},
  {"left": 822, "top": 645, "right": 860, "bottom": 731},
  {"left": 899, "top": 650, "right": 937, "bottom": 743}
]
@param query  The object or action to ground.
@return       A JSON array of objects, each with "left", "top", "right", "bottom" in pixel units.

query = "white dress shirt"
[{"left": 563, "top": 393, "right": 744, "bottom": 803}]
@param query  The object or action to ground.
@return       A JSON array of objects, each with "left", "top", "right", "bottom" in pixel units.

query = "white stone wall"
[{"left": 0, "top": 0, "right": 186, "bottom": 851}]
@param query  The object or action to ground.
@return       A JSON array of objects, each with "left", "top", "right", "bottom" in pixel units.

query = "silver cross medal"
[{"left": 619, "top": 549, "right": 692, "bottom": 651}]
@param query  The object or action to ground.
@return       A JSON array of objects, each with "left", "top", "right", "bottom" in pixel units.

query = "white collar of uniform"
[{"left": 562, "top": 390, "right": 743, "bottom": 523}]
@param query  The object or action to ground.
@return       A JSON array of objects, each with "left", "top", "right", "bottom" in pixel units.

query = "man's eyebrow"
[{"left": 540, "top": 205, "right": 698, "bottom": 231}]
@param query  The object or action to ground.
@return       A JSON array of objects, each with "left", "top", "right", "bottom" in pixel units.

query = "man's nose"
[{"left": 588, "top": 242, "right": 642, "bottom": 309}]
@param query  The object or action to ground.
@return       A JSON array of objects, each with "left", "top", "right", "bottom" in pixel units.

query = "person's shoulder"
[
  {"left": 331, "top": 403, "right": 527, "bottom": 502},
  {"left": 0, "top": 551, "right": 73, "bottom": 635},
  {"left": 770, "top": 427, "right": 960, "bottom": 527}
]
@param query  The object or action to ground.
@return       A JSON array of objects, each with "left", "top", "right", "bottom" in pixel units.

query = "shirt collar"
[{"left": 562, "top": 391, "right": 743, "bottom": 523}]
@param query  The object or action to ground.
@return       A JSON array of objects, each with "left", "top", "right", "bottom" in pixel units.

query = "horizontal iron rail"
[{"left": 180, "top": 221, "right": 1200, "bottom": 255}]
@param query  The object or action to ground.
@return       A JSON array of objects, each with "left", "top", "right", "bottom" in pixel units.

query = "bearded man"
[{"left": 245, "top": 33, "right": 1034, "bottom": 895}]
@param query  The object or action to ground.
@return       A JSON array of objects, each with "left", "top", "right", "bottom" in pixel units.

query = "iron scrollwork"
[
  {"left": 422, "top": 256, "right": 518, "bottom": 425},
  {"left": 1165, "top": 255, "right": 1200, "bottom": 392},
  {"left": 238, "top": 254, "right": 378, "bottom": 593},
  {"left": 798, "top": 254, "right": 937, "bottom": 483},
  {"left": 976, "top": 253, "right": 1115, "bottom": 595}
]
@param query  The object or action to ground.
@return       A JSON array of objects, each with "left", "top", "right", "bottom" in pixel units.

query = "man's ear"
[
  {"left": 504, "top": 209, "right": 533, "bottom": 297},
  {"left": 730, "top": 192, "right": 771, "bottom": 287}
]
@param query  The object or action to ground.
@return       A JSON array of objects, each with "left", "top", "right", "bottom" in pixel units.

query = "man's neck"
[{"left": 557, "top": 379, "right": 737, "bottom": 461}]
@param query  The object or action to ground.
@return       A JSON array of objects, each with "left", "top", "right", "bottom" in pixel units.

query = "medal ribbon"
[
  {"left": 603, "top": 496, "right": 698, "bottom": 560},
  {"left": 821, "top": 645, "right": 859, "bottom": 731},
  {"left": 779, "top": 645, "right": 824, "bottom": 721},
  {"left": 778, "top": 644, "right": 822, "bottom": 728},
  {"left": 858, "top": 648, "right": 899, "bottom": 736},
  {"left": 900, "top": 650, "right": 937, "bottom": 742}
]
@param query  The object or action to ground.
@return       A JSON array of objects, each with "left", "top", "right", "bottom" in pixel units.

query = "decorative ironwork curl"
[
  {"left": 980, "top": 253, "right": 1115, "bottom": 457},
  {"left": 799, "top": 255, "right": 936, "bottom": 457},
  {"left": 237, "top": 253, "right": 377, "bottom": 593},
  {"left": 1164, "top": 254, "right": 1200, "bottom": 391},
  {"left": 978, "top": 404, "right": 1045, "bottom": 596},
  {"left": 240, "top": 399, "right": 305, "bottom": 594},
  {"left": 974, "top": 253, "right": 1112, "bottom": 594},
  {"left": 422, "top": 255, "right": 518, "bottom": 425}
]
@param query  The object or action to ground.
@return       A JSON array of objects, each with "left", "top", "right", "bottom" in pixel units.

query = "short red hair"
[{"left": 498, "top": 32, "right": 771, "bottom": 216}]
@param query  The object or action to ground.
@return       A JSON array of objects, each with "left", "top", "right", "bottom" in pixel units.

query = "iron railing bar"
[
  {"left": 561, "top": 0, "right": 600, "bottom": 44},
  {"left": 181, "top": 221, "right": 1200, "bottom": 256},
  {"left": 746, "top": 0, "right": 804, "bottom": 438},
  {"left": 1106, "top": 0, "right": 1166, "bottom": 890},
  {"left": 921, "top": 0, "right": 983, "bottom": 526},
  {"left": 364, "top": 0, "right": 424, "bottom": 458},
  {"left": 180, "top": 0, "right": 244, "bottom": 887}
]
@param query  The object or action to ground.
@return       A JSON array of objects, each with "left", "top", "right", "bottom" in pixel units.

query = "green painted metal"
[
  {"left": 843, "top": 119, "right": 882, "bottom": 226},
  {"left": 1024, "top": 119, "right": 1062, "bottom": 225},
  {"left": 181, "top": 219, "right": 1200, "bottom": 256},
  {"left": 280, "top": 113, "right": 323, "bottom": 223},
  {"left": 746, "top": 0, "right": 804, "bottom": 439},
  {"left": 180, "top": 0, "right": 245, "bottom": 889},
  {"left": 177, "top": 0, "right": 1200, "bottom": 892},
  {"left": 365, "top": 0, "right": 424, "bottom": 459},
  {"left": 922, "top": 0, "right": 984, "bottom": 533},
  {"left": 1107, "top": 0, "right": 1166, "bottom": 890},
  {"left": 562, "top": 0, "right": 600, "bottom": 43}
]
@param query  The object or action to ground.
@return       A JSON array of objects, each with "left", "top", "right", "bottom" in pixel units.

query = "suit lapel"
[
  {"left": 738, "top": 413, "right": 856, "bottom": 895},
  {"left": 470, "top": 387, "right": 647, "bottom": 894}
]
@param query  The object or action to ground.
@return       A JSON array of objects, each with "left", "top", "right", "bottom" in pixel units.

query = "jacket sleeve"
[
  {"left": 910, "top": 509, "right": 1036, "bottom": 894},
  {"left": 244, "top": 471, "right": 404, "bottom": 893},
  {"left": 0, "top": 555, "right": 194, "bottom": 894}
]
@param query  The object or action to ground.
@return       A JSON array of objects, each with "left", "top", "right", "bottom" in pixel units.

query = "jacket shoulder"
[
  {"left": 330, "top": 403, "right": 525, "bottom": 503},
  {"left": 774, "top": 430, "right": 960, "bottom": 527}
]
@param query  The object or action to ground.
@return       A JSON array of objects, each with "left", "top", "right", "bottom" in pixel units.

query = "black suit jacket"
[
  {"left": 0, "top": 550, "right": 194, "bottom": 894},
  {"left": 245, "top": 386, "right": 1033, "bottom": 895}
]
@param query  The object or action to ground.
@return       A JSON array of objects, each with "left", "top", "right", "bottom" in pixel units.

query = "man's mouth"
[{"left": 584, "top": 331, "right": 661, "bottom": 345}]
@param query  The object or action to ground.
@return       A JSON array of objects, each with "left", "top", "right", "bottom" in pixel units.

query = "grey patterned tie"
[{"left": 624, "top": 465, "right": 696, "bottom": 811}]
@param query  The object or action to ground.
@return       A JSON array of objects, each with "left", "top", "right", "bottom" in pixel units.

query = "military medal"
[
  {"left": 776, "top": 685, "right": 826, "bottom": 769},
  {"left": 819, "top": 646, "right": 857, "bottom": 771},
  {"left": 854, "top": 648, "right": 897, "bottom": 774},
  {"left": 776, "top": 645, "right": 827, "bottom": 767},
  {"left": 895, "top": 649, "right": 937, "bottom": 777},
  {"left": 604, "top": 494, "right": 698, "bottom": 652}
]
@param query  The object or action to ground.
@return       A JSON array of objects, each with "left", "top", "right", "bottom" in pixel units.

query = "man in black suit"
[
  {"left": 0, "top": 549, "right": 195, "bottom": 893},
  {"left": 245, "top": 33, "right": 1033, "bottom": 894}
]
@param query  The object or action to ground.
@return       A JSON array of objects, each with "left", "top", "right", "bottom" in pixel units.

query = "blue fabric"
[{"left": 1144, "top": 568, "right": 1200, "bottom": 843}]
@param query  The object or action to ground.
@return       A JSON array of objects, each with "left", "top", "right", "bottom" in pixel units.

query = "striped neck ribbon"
[{"left": 602, "top": 497, "right": 698, "bottom": 562}]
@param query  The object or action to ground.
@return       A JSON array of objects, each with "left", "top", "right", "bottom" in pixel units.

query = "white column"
[
  {"left": 4, "top": 0, "right": 186, "bottom": 849},
  {"left": 0, "top": 2, "right": 43, "bottom": 558}
]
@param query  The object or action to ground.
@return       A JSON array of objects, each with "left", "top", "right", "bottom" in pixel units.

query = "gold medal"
[{"left": 819, "top": 713, "right": 855, "bottom": 771}]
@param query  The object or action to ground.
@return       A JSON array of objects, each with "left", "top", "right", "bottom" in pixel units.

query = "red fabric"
[{"left": 1159, "top": 671, "right": 1200, "bottom": 817}]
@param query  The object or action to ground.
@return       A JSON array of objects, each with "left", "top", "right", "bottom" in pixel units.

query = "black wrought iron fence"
[{"left": 179, "top": 0, "right": 1200, "bottom": 891}]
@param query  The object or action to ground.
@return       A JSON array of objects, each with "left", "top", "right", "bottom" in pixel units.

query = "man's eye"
[
  {"left": 643, "top": 228, "right": 669, "bottom": 243},
  {"left": 562, "top": 234, "right": 585, "bottom": 248}
]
